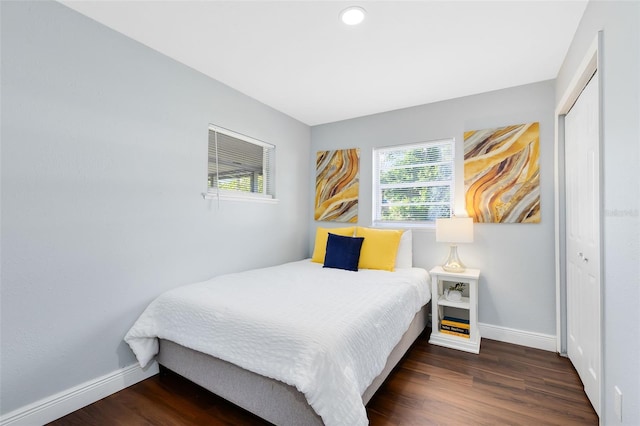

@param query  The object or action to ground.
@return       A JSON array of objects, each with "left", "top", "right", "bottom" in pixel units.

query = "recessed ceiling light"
[{"left": 340, "top": 6, "right": 366, "bottom": 26}]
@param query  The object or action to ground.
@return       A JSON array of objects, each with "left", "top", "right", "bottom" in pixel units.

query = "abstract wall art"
[
  {"left": 315, "top": 148, "right": 360, "bottom": 222},
  {"left": 464, "top": 122, "right": 540, "bottom": 223}
]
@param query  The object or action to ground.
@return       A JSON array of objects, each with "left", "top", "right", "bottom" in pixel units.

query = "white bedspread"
[{"left": 125, "top": 259, "right": 430, "bottom": 426}]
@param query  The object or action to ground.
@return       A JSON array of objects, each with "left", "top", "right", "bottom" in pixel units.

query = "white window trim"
[
  {"left": 372, "top": 138, "right": 455, "bottom": 228},
  {"left": 204, "top": 124, "right": 278, "bottom": 203},
  {"left": 208, "top": 125, "right": 272, "bottom": 150},
  {"left": 201, "top": 191, "right": 279, "bottom": 204}
]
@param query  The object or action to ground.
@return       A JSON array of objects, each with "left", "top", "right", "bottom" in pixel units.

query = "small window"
[
  {"left": 373, "top": 139, "right": 454, "bottom": 226},
  {"left": 207, "top": 125, "right": 275, "bottom": 201}
]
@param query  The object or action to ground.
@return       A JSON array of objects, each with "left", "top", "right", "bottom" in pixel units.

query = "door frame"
[{"left": 553, "top": 31, "right": 603, "bottom": 413}]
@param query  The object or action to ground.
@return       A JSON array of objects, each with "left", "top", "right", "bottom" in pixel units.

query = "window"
[
  {"left": 207, "top": 125, "right": 275, "bottom": 201},
  {"left": 373, "top": 138, "right": 454, "bottom": 226}
]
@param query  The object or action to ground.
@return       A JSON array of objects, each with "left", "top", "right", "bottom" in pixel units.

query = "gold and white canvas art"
[
  {"left": 464, "top": 123, "right": 540, "bottom": 223},
  {"left": 315, "top": 148, "right": 359, "bottom": 222}
]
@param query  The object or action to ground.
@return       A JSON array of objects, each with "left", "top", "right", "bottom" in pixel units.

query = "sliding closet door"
[{"left": 564, "top": 71, "right": 601, "bottom": 415}]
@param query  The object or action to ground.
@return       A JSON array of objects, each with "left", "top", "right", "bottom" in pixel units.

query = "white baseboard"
[
  {"left": 0, "top": 362, "right": 159, "bottom": 426},
  {"left": 479, "top": 322, "right": 557, "bottom": 352}
]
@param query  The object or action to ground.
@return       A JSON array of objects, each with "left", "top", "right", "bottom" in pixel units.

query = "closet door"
[{"left": 564, "top": 71, "right": 601, "bottom": 415}]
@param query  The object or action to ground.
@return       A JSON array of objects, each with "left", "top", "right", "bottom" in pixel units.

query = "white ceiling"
[{"left": 60, "top": 1, "right": 588, "bottom": 126}]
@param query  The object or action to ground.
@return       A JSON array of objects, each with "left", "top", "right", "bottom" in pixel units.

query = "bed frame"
[{"left": 157, "top": 303, "right": 429, "bottom": 426}]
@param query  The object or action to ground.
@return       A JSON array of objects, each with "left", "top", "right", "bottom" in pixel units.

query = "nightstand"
[{"left": 428, "top": 266, "right": 481, "bottom": 354}]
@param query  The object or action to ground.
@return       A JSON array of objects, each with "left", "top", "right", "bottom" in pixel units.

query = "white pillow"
[{"left": 394, "top": 230, "right": 413, "bottom": 269}]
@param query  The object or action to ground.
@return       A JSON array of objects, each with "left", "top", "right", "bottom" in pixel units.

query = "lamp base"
[{"left": 442, "top": 245, "right": 466, "bottom": 273}]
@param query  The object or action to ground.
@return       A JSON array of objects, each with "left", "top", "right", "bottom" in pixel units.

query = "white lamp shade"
[{"left": 436, "top": 217, "right": 474, "bottom": 243}]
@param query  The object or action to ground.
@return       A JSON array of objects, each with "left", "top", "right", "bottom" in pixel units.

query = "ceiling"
[{"left": 60, "top": 1, "right": 588, "bottom": 126}]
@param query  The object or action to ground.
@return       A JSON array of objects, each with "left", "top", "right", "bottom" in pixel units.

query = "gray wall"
[
  {"left": 0, "top": 1, "right": 311, "bottom": 414},
  {"left": 556, "top": 1, "right": 640, "bottom": 424},
  {"left": 310, "top": 81, "right": 556, "bottom": 336}
]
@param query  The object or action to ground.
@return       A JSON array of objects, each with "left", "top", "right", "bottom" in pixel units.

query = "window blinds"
[
  {"left": 373, "top": 139, "right": 454, "bottom": 224},
  {"left": 208, "top": 126, "right": 275, "bottom": 199}
]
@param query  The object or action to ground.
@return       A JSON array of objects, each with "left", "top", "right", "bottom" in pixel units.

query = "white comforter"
[{"left": 125, "top": 259, "right": 430, "bottom": 426}]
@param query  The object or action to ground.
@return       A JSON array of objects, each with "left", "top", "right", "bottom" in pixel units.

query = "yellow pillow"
[
  {"left": 355, "top": 227, "right": 404, "bottom": 271},
  {"left": 311, "top": 226, "right": 356, "bottom": 263}
]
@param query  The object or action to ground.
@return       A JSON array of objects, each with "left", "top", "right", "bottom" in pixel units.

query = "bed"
[{"left": 125, "top": 228, "right": 430, "bottom": 426}]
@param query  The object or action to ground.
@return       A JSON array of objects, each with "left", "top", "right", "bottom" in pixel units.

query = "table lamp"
[{"left": 435, "top": 217, "right": 474, "bottom": 272}]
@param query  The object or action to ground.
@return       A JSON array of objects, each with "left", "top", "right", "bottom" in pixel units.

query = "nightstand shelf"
[
  {"left": 436, "top": 295, "right": 470, "bottom": 309},
  {"left": 429, "top": 266, "right": 481, "bottom": 354}
]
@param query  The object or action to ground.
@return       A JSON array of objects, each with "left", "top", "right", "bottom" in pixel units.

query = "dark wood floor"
[{"left": 49, "top": 333, "right": 598, "bottom": 425}]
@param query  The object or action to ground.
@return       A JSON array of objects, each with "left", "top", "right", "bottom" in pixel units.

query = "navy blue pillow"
[{"left": 323, "top": 233, "right": 364, "bottom": 272}]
